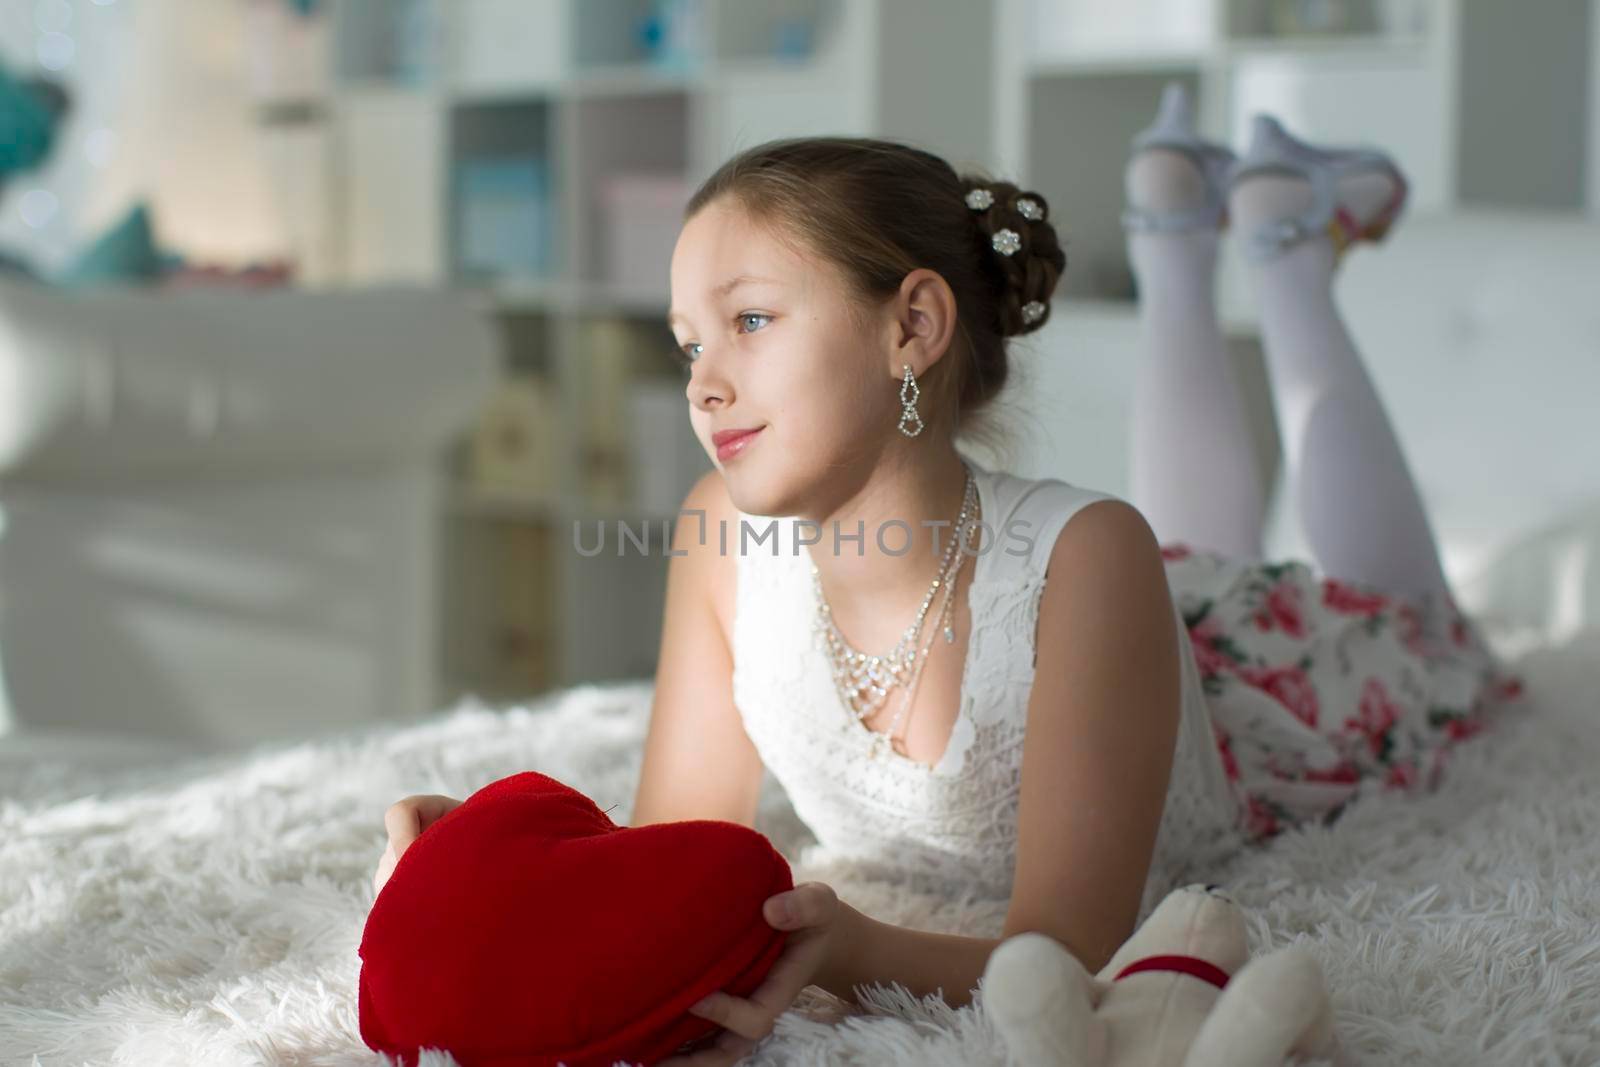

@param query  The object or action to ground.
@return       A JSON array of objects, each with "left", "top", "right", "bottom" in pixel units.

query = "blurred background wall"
[{"left": 0, "top": 0, "right": 1595, "bottom": 754}]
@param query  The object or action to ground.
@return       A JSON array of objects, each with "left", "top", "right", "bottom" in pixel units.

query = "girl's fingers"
[
  {"left": 691, "top": 977, "right": 791, "bottom": 1045},
  {"left": 384, "top": 803, "right": 421, "bottom": 848},
  {"left": 378, "top": 795, "right": 464, "bottom": 893},
  {"left": 750, "top": 932, "right": 830, "bottom": 1016},
  {"left": 372, "top": 844, "right": 397, "bottom": 894},
  {"left": 699, "top": 1029, "right": 754, "bottom": 1065},
  {"left": 709, "top": 1030, "right": 757, "bottom": 1063},
  {"left": 384, "top": 795, "right": 462, "bottom": 849},
  {"left": 659, "top": 1028, "right": 756, "bottom": 1067}
]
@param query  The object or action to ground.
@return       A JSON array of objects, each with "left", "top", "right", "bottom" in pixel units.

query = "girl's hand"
[
  {"left": 372, "top": 794, "right": 462, "bottom": 896},
  {"left": 659, "top": 881, "right": 854, "bottom": 1066}
]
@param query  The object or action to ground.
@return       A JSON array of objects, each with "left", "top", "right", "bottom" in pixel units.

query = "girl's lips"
[{"left": 715, "top": 426, "right": 763, "bottom": 461}]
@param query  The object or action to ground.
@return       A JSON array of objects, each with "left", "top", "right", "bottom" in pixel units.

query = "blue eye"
[{"left": 675, "top": 314, "right": 770, "bottom": 370}]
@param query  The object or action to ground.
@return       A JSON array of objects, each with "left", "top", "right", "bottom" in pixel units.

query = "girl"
[{"left": 379, "top": 86, "right": 1525, "bottom": 1065}]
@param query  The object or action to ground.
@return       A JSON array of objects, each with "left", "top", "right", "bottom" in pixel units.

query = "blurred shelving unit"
[
  {"left": 249, "top": 0, "right": 998, "bottom": 707},
  {"left": 996, "top": 0, "right": 1599, "bottom": 318},
  {"left": 990, "top": 0, "right": 1598, "bottom": 534}
]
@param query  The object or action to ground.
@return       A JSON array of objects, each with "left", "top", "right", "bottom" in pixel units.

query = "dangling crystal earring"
[{"left": 897, "top": 364, "right": 924, "bottom": 437}]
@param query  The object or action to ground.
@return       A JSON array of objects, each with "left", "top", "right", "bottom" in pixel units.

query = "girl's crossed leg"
[{"left": 1125, "top": 124, "right": 1454, "bottom": 605}]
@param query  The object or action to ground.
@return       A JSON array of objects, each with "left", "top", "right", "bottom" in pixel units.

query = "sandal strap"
[
  {"left": 1121, "top": 201, "right": 1225, "bottom": 233},
  {"left": 1236, "top": 160, "right": 1335, "bottom": 261},
  {"left": 1121, "top": 138, "right": 1234, "bottom": 234},
  {"left": 1236, "top": 150, "right": 1404, "bottom": 262}
]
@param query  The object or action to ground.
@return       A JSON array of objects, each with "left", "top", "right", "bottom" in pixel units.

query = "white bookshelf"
[
  {"left": 986, "top": 0, "right": 1597, "bottom": 568},
  {"left": 995, "top": 0, "right": 1600, "bottom": 321},
  {"left": 252, "top": 0, "right": 999, "bottom": 706},
  {"left": 251, "top": 0, "right": 1596, "bottom": 707}
]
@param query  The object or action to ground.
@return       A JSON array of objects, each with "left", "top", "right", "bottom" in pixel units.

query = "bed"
[
  {"left": 4, "top": 209, "right": 1600, "bottom": 1064},
  {"left": 1, "top": 614, "right": 1598, "bottom": 1065}
]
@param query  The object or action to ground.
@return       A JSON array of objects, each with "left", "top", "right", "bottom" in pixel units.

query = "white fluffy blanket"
[{"left": 2, "top": 626, "right": 1598, "bottom": 1067}]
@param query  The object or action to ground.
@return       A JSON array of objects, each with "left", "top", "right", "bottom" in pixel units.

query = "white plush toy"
[{"left": 982, "top": 883, "right": 1342, "bottom": 1067}]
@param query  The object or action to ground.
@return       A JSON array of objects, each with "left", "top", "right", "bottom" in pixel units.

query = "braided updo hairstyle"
[
  {"left": 681, "top": 135, "right": 1066, "bottom": 455},
  {"left": 958, "top": 177, "right": 1067, "bottom": 338}
]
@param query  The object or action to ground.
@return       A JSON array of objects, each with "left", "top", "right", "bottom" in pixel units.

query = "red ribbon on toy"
[{"left": 1112, "top": 954, "right": 1231, "bottom": 990}]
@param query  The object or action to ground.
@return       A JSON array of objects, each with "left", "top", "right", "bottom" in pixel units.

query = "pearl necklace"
[{"left": 811, "top": 465, "right": 979, "bottom": 762}]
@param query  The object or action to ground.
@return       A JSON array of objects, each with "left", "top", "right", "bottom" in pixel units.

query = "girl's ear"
[{"left": 885, "top": 268, "right": 958, "bottom": 379}]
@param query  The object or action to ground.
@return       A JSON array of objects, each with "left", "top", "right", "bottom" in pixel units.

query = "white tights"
[{"left": 1126, "top": 158, "right": 1454, "bottom": 603}]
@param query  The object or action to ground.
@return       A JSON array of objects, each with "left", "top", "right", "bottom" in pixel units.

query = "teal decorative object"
[
  {"left": 641, "top": 0, "right": 702, "bottom": 73},
  {"left": 0, "top": 62, "right": 58, "bottom": 176},
  {"left": 57, "top": 202, "right": 170, "bottom": 287}
]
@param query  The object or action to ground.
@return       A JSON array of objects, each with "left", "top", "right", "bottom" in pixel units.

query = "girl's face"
[{"left": 668, "top": 197, "right": 894, "bottom": 520}]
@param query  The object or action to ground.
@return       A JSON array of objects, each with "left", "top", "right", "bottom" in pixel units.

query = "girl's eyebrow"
[{"left": 667, "top": 274, "right": 782, "bottom": 329}]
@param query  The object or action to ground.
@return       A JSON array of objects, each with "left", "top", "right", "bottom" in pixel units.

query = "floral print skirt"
[{"left": 1159, "top": 542, "right": 1529, "bottom": 844}]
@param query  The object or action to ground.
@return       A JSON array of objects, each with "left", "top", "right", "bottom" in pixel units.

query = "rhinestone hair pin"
[
  {"left": 966, "top": 189, "right": 1050, "bottom": 326},
  {"left": 966, "top": 187, "right": 1047, "bottom": 257}
]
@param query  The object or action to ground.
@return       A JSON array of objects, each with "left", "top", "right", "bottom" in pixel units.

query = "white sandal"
[
  {"left": 1121, "top": 82, "right": 1238, "bottom": 235},
  {"left": 1226, "top": 114, "right": 1410, "bottom": 263}
]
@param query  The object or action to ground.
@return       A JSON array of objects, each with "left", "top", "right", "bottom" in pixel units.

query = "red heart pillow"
[{"left": 358, "top": 770, "right": 793, "bottom": 1066}]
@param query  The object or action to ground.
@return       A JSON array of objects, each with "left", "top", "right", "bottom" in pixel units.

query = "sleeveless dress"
[
  {"left": 729, "top": 455, "right": 1529, "bottom": 921},
  {"left": 730, "top": 456, "right": 1244, "bottom": 923}
]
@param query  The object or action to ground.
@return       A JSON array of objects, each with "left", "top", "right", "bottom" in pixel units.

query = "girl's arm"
[
  {"left": 816, "top": 908, "right": 1001, "bottom": 1010},
  {"left": 1000, "top": 500, "right": 1180, "bottom": 975},
  {"left": 631, "top": 469, "right": 766, "bottom": 829},
  {"left": 817, "top": 500, "right": 1181, "bottom": 1007}
]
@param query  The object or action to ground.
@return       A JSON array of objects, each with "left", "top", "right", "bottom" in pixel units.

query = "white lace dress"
[{"left": 729, "top": 455, "right": 1246, "bottom": 925}]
